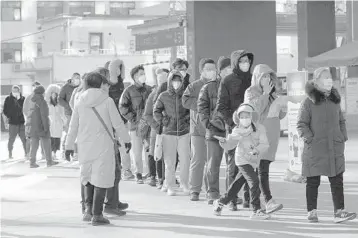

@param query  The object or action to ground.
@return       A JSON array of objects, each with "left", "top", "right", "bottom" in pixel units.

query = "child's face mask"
[{"left": 240, "top": 118, "right": 252, "bottom": 127}]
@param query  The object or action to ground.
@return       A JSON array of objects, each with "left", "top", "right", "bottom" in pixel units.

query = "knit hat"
[
  {"left": 217, "top": 56, "right": 231, "bottom": 71},
  {"left": 12, "top": 85, "right": 20, "bottom": 91},
  {"left": 232, "top": 103, "right": 258, "bottom": 125},
  {"left": 199, "top": 58, "right": 215, "bottom": 74}
]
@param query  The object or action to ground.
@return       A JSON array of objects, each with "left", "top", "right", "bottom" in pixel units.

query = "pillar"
[
  {"left": 297, "top": 1, "right": 336, "bottom": 70},
  {"left": 346, "top": 0, "right": 358, "bottom": 42},
  {"left": 186, "top": 1, "right": 277, "bottom": 80}
]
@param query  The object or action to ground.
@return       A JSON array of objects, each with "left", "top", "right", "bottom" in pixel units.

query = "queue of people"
[{"left": 2, "top": 52, "right": 356, "bottom": 226}]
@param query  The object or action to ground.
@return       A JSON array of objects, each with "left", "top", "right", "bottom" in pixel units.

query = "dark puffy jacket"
[
  {"left": 3, "top": 93, "right": 25, "bottom": 125},
  {"left": 59, "top": 80, "right": 78, "bottom": 116},
  {"left": 212, "top": 50, "right": 254, "bottom": 131},
  {"left": 154, "top": 73, "right": 190, "bottom": 102},
  {"left": 108, "top": 76, "right": 127, "bottom": 123},
  {"left": 182, "top": 78, "right": 207, "bottom": 137},
  {"left": 119, "top": 83, "right": 152, "bottom": 131},
  {"left": 144, "top": 87, "right": 159, "bottom": 129},
  {"left": 197, "top": 78, "right": 226, "bottom": 139},
  {"left": 25, "top": 86, "right": 50, "bottom": 138},
  {"left": 153, "top": 71, "right": 190, "bottom": 136}
]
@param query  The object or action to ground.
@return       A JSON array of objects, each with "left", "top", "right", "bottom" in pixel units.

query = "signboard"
[
  {"left": 287, "top": 71, "right": 308, "bottom": 174},
  {"left": 345, "top": 78, "right": 358, "bottom": 114},
  {"left": 135, "top": 27, "right": 185, "bottom": 51}
]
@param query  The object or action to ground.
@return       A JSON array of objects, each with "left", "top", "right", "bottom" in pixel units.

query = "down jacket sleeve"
[
  {"left": 153, "top": 95, "right": 165, "bottom": 125},
  {"left": 244, "top": 88, "right": 271, "bottom": 122},
  {"left": 197, "top": 84, "right": 211, "bottom": 129},
  {"left": 118, "top": 88, "right": 136, "bottom": 122},
  {"left": 108, "top": 98, "right": 130, "bottom": 143},
  {"left": 182, "top": 83, "right": 198, "bottom": 111},
  {"left": 65, "top": 105, "right": 79, "bottom": 150},
  {"left": 216, "top": 81, "right": 233, "bottom": 128},
  {"left": 58, "top": 85, "right": 71, "bottom": 115},
  {"left": 339, "top": 107, "right": 348, "bottom": 141},
  {"left": 297, "top": 99, "right": 314, "bottom": 144},
  {"left": 256, "top": 125, "right": 269, "bottom": 155},
  {"left": 39, "top": 100, "right": 50, "bottom": 132},
  {"left": 144, "top": 90, "right": 158, "bottom": 129}
]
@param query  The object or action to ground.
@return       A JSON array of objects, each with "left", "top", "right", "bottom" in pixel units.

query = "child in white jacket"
[{"left": 213, "top": 103, "right": 270, "bottom": 220}]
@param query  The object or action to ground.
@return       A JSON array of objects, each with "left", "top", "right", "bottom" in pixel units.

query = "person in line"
[
  {"left": 213, "top": 104, "right": 270, "bottom": 220},
  {"left": 183, "top": 58, "right": 217, "bottom": 202},
  {"left": 197, "top": 56, "right": 232, "bottom": 203},
  {"left": 144, "top": 68, "right": 169, "bottom": 188},
  {"left": 59, "top": 72, "right": 80, "bottom": 161},
  {"left": 23, "top": 81, "right": 44, "bottom": 160},
  {"left": 119, "top": 65, "right": 152, "bottom": 184},
  {"left": 297, "top": 67, "right": 356, "bottom": 223},
  {"left": 65, "top": 72, "right": 131, "bottom": 226},
  {"left": 25, "top": 85, "right": 59, "bottom": 168},
  {"left": 3, "top": 85, "right": 27, "bottom": 159},
  {"left": 107, "top": 59, "right": 134, "bottom": 181},
  {"left": 45, "top": 84, "right": 66, "bottom": 160},
  {"left": 244, "top": 64, "right": 285, "bottom": 214},
  {"left": 70, "top": 73, "right": 88, "bottom": 111},
  {"left": 212, "top": 50, "right": 254, "bottom": 210},
  {"left": 153, "top": 71, "right": 190, "bottom": 196}
]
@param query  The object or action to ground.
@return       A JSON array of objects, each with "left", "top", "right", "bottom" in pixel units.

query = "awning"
[{"left": 305, "top": 41, "right": 358, "bottom": 70}]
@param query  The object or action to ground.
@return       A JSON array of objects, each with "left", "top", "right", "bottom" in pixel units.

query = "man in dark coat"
[{"left": 3, "top": 85, "right": 27, "bottom": 159}]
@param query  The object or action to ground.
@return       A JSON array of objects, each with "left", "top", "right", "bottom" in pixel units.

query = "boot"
[
  {"left": 91, "top": 215, "right": 110, "bottom": 226},
  {"left": 83, "top": 206, "right": 93, "bottom": 222}
]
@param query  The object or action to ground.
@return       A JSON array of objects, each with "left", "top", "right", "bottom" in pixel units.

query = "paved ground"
[{"left": 1, "top": 132, "right": 358, "bottom": 238}]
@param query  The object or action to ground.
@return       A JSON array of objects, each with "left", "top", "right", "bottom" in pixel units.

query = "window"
[
  {"left": 109, "top": 1, "right": 135, "bottom": 16},
  {"left": 89, "top": 33, "right": 103, "bottom": 52},
  {"left": 95, "top": 1, "right": 108, "bottom": 15},
  {"left": 1, "top": 1, "right": 21, "bottom": 21},
  {"left": 1, "top": 43, "right": 22, "bottom": 63},
  {"left": 37, "top": 1, "right": 63, "bottom": 20},
  {"left": 69, "top": 1, "right": 95, "bottom": 16},
  {"left": 37, "top": 43, "right": 43, "bottom": 57}
]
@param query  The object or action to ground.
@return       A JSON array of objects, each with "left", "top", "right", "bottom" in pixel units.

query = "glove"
[{"left": 124, "top": 142, "right": 132, "bottom": 153}]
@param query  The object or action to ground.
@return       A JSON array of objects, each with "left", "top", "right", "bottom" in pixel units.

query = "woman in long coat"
[
  {"left": 45, "top": 84, "right": 66, "bottom": 160},
  {"left": 65, "top": 72, "right": 130, "bottom": 226},
  {"left": 244, "top": 64, "right": 286, "bottom": 214},
  {"left": 297, "top": 67, "right": 356, "bottom": 223}
]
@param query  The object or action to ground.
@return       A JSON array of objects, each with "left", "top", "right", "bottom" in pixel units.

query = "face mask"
[
  {"left": 172, "top": 81, "right": 182, "bottom": 90},
  {"left": 13, "top": 92, "right": 20, "bottom": 98},
  {"left": 322, "top": 78, "right": 333, "bottom": 91},
  {"left": 240, "top": 118, "right": 252, "bottom": 128},
  {"left": 138, "top": 75, "right": 146, "bottom": 84},
  {"left": 203, "top": 70, "right": 216, "bottom": 80},
  {"left": 180, "top": 71, "right": 187, "bottom": 78},
  {"left": 239, "top": 62, "right": 250, "bottom": 72}
]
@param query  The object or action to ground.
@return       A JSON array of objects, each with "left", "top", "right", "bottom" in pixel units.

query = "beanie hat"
[
  {"left": 199, "top": 58, "right": 215, "bottom": 74},
  {"left": 217, "top": 56, "right": 231, "bottom": 71},
  {"left": 12, "top": 85, "right": 20, "bottom": 91}
]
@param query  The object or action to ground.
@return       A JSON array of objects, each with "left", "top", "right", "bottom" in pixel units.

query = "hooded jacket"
[
  {"left": 59, "top": 80, "right": 78, "bottom": 116},
  {"left": 25, "top": 86, "right": 50, "bottom": 138},
  {"left": 154, "top": 73, "right": 190, "bottom": 103},
  {"left": 45, "top": 84, "right": 66, "bottom": 138},
  {"left": 212, "top": 50, "right": 254, "bottom": 131},
  {"left": 3, "top": 92, "right": 25, "bottom": 125},
  {"left": 65, "top": 88, "right": 130, "bottom": 188},
  {"left": 118, "top": 82, "right": 152, "bottom": 132},
  {"left": 153, "top": 71, "right": 190, "bottom": 136},
  {"left": 297, "top": 83, "right": 347, "bottom": 177}
]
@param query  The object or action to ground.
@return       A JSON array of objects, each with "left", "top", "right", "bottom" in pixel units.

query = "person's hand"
[
  {"left": 125, "top": 142, "right": 132, "bottom": 153},
  {"left": 263, "top": 80, "right": 274, "bottom": 95}
]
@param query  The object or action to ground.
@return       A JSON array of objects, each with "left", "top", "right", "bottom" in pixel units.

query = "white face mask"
[
  {"left": 12, "top": 92, "right": 20, "bottom": 98},
  {"left": 172, "top": 81, "right": 182, "bottom": 90},
  {"left": 240, "top": 118, "right": 252, "bottom": 128},
  {"left": 239, "top": 62, "right": 250, "bottom": 72},
  {"left": 322, "top": 78, "right": 333, "bottom": 91},
  {"left": 138, "top": 75, "right": 146, "bottom": 84},
  {"left": 203, "top": 70, "right": 216, "bottom": 80}
]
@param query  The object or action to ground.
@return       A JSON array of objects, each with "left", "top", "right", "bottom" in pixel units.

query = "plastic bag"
[{"left": 154, "top": 134, "right": 163, "bottom": 161}]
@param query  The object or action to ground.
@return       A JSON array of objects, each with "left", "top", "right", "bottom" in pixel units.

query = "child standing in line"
[{"left": 212, "top": 103, "right": 270, "bottom": 220}]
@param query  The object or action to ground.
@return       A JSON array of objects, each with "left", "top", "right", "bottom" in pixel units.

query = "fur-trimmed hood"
[
  {"left": 108, "top": 59, "right": 125, "bottom": 84},
  {"left": 305, "top": 82, "right": 341, "bottom": 105},
  {"left": 45, "top": 84, "right": 61, "bottom": 102}
]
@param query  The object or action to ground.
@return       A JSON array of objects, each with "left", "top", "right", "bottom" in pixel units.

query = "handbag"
[
  {"left": 92, "top": 107, "right": 121, "bottom": 171},
  {"left": 154, "top": 134, "right": 163, "bottom": 161}
]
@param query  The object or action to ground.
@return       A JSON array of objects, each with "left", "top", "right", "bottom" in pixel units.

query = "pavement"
[{"left": 1, "top": 132, "right": 358, "bottom": 238}]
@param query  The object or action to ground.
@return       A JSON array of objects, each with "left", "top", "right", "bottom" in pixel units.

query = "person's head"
[
  {"left": 130, "top": 65, "right": 146, "bottom": 86},
  {"left": 96, "top": 67, "right": 110, "bottom": 81},
  {"left": 313, "top": 67, "right": 333, "bottom": 93},
  {"left": 172, "top": 58, "right": 189, "bottom": 78},
  {"left": 11, "top": 85, "right": 21, "bottom": 98},
  {"left": 231, "top": 50, "right": 254, "bottom": 74},
  {"left": 232, "top": 103, "right": 257, "bottom": 129},
  {"left": 32, "top": 81, "right": 41, "bottom": 90},
  {"left": 251, "top": 64, "right": 277, "bottom": 94},
  {"left": 51, "top": 91, "right": 58, "bottom": 100},
  {"left": 156, "top": 68, "right": 169, "bottom": 86},
  {"left": 71, "top": 73, "right": 81, "bottom": 86},
  {"left": 217, "top": 56, "right": 232, "bottom": 79},
  {"left": 168, "top": 70, "right": 183, "bottom": 92},
  {"left": 199, "top": 58, "right": 217, "bottom": 81},
  {"left": 85, "top": 71, "right": 110, "bottom": 91}
]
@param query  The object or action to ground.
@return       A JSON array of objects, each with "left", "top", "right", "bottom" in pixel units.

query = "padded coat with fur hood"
[
  {"left": 45, "top": 84, "right": 66, "bottom": 138},
  {"left": 297, "top": 82, "right": 347, "bottom": 177}
]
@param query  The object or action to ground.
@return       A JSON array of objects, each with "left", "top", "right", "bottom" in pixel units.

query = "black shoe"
[
  {"left": 136, "top": 173, "right": 144, "bottom": 184},
  {"left": 243, "top": 201, "right": 250, "bottom": 209},
  {"left": 190, "top": 192, "right": 199, "bottom": 201},
  {"left": 104, "top": 207, "right": 126, "bottom": 216},
  {"left": 175, "top": 179, "right": 180, "bottom": 186},
  {"left": 92, "top": 215, "right": 110, "bottom": 226},
  {"left": 228, "top": 201, "right": 238, "bottom": 211},
  {"left": 30, "top": 163, "right": 40, "bottom": 168},
  {"left": 118, "top": 202, "right": 129, "bottom": 211},
  {"left": 148, "top": 177, "right": 156, "bottom": 187}
]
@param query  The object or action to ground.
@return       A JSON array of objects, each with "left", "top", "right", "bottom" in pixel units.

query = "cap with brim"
[{"left": 235, "top": 103, "right": 259, "bottom": 123}]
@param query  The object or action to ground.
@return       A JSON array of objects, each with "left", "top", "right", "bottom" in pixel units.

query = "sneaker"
[
  {"left": 236, "top": 197, "right": 243, "bottom": 205},
  {"left": 30, "top": 163, "right": 40, "bottom": 168},
  {"left": 175, "top": 178, "right": 180, "bottom": 187},
  {"left": 265, "top": 199, "right": 283, "bottom": 214},
  {"left": 157, "top": 180, "right": 164, "bottom": 190},
  {"left": 161, "top": 185, "right": 168, "bottom": 193},
  {"left": 228, "top": 201, "right": 238, "bottom": 211},
  {"left": 251, "top": 209, "right": 271, "bottom": 220},
  {"left": 207, "top": 199, "right": 214, "bottom": 205},
  {"left": 148, "top": 177, "right": 156, "bottom": 187},
  {"left": 118, "top": 202, "right": 129, "bottom": 211},
  {"left": 92, "top": 215, "right": 110, "bottom": 226},
  {"left": 103, "top": 207, "right": 126, "bottom": 216},
  {"left": 213, "top": 200, "right": 224, "bottom": 216},
  {"left": 334, "top": 209, "right": 357, "bottom": 223},
  {"left": 47, "top": 161, "right": 59, "bottom": 167},
  {"left": 307, "top": 209, "right": 319, "bottom": 223},
  {"left": 190, "top": 192, "right": 199, "bottom": 201},
  {"left": 83, "top": 212, "right": 93, "bottom": 222},
  {"left": 167, "top": 189, "right": 176, "bottom": 196},
  {"left": 142, "top": 173, "right": 149, "bottom": 180},
  {"left": 136, "top": 173, "right": 144, "bottom": 184},
  {"left": 243, "top": 201, "right": 250, "bottom": 208},
  {"left": 182, "top": 187, "right": 190, "bottom": 196},
  {"left": 8, "top": 152, "right": 13, "bottom": 159},
  {"left": 123, "top": 170, "right": 135, "bottom": 180}
]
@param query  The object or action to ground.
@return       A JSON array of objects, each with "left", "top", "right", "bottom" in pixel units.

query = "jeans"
[
  {"left": 85, "top": 182, "right": 107, "bottom": 216},
  {"left": 219, "top": 164, "right": 261, "bottom": 211},
  {"left": 8, "top": 124, "right": 27, "bottom": 154},
  {"left": 258, "top": 160, "right": 272, "bottom": 203},
  {"left": 206, "top": 139, "right": 224, "bottom": 200},
  {"left": 306, "top": 173, "right": 344, "bottom": 213},
  {"left": 189, "top": 136, "right": 208, "bottom": 194},
  {"left": 29, "top": 136, "right": 52, "bottom": 164},
  {"left": 148, "top": 155, "right": 157, "bottom": 178},
  {"left": 156, "top": 159, "right": 164, "bottom": 180},
  {"left": 105, "top": 152, "right": 122, "bottom": 209}
]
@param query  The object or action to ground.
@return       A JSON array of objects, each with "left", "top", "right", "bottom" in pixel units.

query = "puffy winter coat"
[
  {"left": 3, "top": 93, "right": 25, "bottom": 125},
  {"left": 144, "top": 87, "right": 159, "bottom": 136},
  {"left": 59, "top": 80, "right": 78, "bottom": 116},
  {"left": 119, "top": 83, "right": 152, "bottom": 132},
  {"left": 25, "top": 86, "right": 50, "bottom": 138},
  {"left": 197, "top": 78, "right": 226, "bottom": 139},
  {"left": 45, "top": 84, "right": 66, "bottom": 138},
  {"left": 153, "top": 71, "right": 190, "bottom": 136},
  {"left": 212, "top": 50, "right": 254, "bottom": 131},
  {"left": 66, "top": 88, "right": 130, "bottom": 188},
  {"left": 297, "top": 83, "right": 347, "bottom": 177}
]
